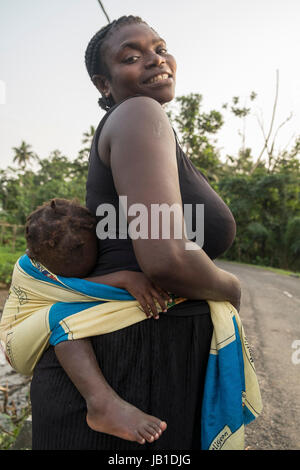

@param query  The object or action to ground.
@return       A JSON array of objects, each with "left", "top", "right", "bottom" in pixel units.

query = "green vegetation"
[
  {"left": 0, "top": 128, "right": 92, "bottom": 285},
  {"left": 219, "top": 258, "right": 300, "bottom": 278},
  {"left": 0, "top": 247, "right": 24, "bottom": 286},
  {"left": 167, "top": 91, "right": 300, "bottom": 273},
  {"left": 0, "top": 384, "right": 31, "bottom": 450},
  {"left": 0, "top": 92, "right": 299, "bottom": 287}
]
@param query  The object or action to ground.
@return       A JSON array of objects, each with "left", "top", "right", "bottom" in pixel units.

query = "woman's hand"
[
  {"left": 123, "top": 271, "right": 171, "bottom": 319},
  {"left": 84, "top": 270, "right": 170, "bottom": 318}
]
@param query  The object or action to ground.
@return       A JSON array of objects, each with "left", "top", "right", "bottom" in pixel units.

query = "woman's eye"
[
  {"left": 124, "top": 56, "right": 139, "bottom": 64},
  {"left": 158, "top": 47, "right": 168, "bottom": 54}
]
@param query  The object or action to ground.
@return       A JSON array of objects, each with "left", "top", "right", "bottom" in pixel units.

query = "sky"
[{"left": 0, "top": 0, "right": 299, "bottom": 169}]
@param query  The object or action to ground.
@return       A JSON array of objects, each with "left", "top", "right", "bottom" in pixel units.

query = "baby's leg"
[{"left": 54, "top": 339, "right": 167, "bottom": 444}]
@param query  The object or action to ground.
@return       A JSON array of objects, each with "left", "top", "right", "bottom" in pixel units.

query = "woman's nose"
[{"left": 145, "top": 51, "right": 166, "bottom": 68}]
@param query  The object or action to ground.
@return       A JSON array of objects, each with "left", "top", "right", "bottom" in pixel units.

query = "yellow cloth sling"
[{"left": 0, "top": 254, "right": 262, "bottom": 449}]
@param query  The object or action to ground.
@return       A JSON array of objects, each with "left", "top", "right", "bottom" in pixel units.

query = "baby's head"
[{"left": 25, "top": 198, "right": 98, "bottom": 278}]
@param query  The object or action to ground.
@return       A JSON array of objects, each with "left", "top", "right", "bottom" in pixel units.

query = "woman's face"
[{"left": 95, "top": 23, "right": 177, "bottom": 106}]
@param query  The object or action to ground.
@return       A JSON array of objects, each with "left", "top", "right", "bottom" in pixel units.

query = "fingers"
[
  {"left": 144, "top": 294, "right": 160, "bottom": 319},
  {"left": 139, "top": 298, "right": 153, "bottom": 318},
  {"left": 138, "top": 286, "right": 173, "bottom": 319},
  {"left": 150, "top": 287, "right": 173, "bottom": 316},
  {"left": 139, "top": 295, "right": 163, "bottom": 319},
  {"left": 153, "top": 285, "right": 171, "bottom": 303}
]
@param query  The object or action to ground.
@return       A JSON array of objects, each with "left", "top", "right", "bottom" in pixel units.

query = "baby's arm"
[{"left": 84, "top": 271, "right": 171, "bottom": 319}]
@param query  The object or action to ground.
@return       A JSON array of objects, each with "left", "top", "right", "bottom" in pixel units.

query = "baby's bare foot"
[{"left": 86, "top": 394, "right": 167, "bottom": 444}]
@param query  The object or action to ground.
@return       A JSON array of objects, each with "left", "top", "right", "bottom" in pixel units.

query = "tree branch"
[{"left": 250, "top": 69, "right": 279, "bottom": 174}]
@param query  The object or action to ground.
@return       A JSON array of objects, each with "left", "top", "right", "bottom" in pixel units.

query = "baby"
[{"left": 25, "top": 198, "right": 169, "bottom": 444}]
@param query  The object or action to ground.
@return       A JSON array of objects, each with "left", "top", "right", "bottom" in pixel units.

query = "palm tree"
[{"left": 12, "top": 141, "right": 37, "bottom": 169}]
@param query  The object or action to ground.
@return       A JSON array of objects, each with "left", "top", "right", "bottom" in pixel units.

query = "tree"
[
  {"left": 166, "top": 93, "right": 224, "bottom": 181},
  {"left": 12, "top": 141, "right": 38, "bottom": 169},
  {"left": 75, "top": 125, "right": 96, "bottom": 170},
  {"left": 81, "top": 125, "right": 96, "bottom": 148},
  {"left": 222, "top": 71, "right": 297, "bottom": 176}
]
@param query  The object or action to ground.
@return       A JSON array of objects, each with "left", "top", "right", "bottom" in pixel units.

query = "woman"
[{"left": 30, "top": 15, "right": 241, "bottom": 450}]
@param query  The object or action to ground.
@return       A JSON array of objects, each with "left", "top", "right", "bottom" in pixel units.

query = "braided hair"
[
  {"left": 85, "top": 15, "right": 148, "bottom": 111},
  {"left": 25, "top": 199, "right": 98, "bottom": 277}
]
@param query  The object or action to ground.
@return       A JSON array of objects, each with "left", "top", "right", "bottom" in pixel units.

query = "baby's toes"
[
  {"left": 159, "top": 420, "right": 167, "bottom": 431},
  {"left": 145, "top": 424, "right": 160, "bottom": 440},
  {"left": 135, "top": 431, "right": 146, "bottom": 445},
  {"left": 139, "top": 427, "right": 156, "bottom": 443},
  {"left": 147, "top": 422, "right": 162, "bottom": 438}
]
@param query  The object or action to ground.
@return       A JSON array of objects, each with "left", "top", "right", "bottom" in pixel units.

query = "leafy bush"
[{"left": 0, "top": 247, "right": 24, "bottom": 286}]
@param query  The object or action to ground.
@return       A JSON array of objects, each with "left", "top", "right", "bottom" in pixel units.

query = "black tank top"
[{"left": 86, "top": 97, "right": 236, "bottom": 314}]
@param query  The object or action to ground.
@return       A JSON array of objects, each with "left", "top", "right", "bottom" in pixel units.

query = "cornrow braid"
[
  {"left": 85, "top": 15, "right": 148, "bottom": 111},
  {"left": 25, "top": 199, "right": 98, "bottom": 277}
]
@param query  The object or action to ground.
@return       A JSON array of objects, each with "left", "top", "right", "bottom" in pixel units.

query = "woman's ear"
[{"left": 92, "top": 74, "right": 111, "bottom": 99}]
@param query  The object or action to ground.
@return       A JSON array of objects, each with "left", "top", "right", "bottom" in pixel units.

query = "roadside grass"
[
  {"left": 219, "top": 258, "right": 300, "bottom": 278},
  {"left": 0, "top": 246, "right": 25, "bottom": 287}
]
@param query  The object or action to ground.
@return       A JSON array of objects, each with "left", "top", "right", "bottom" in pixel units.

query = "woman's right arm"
[{"left": 102, "top": 96, "right": 241, "bottom": 309}]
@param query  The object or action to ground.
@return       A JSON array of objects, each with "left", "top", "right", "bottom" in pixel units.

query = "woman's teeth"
[{"left": 146, "top": 73, "right": 169, "bottom": 84}]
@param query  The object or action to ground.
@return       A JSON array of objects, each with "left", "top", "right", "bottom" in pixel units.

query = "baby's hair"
[
  {"left": 25, "top": 198, "right": 97, "bottom": 276},
  {"left": 85, "top": 15, "right": 148, "bottom": 111}
]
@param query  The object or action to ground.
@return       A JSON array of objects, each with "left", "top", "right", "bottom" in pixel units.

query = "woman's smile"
[{"left": 143, "top": 73, "right": 174, "bottom": 86}]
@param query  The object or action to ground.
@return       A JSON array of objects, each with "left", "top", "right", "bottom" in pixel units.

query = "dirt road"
[{"left": 1, "top": 261, "right": 300, "bottom": 450}]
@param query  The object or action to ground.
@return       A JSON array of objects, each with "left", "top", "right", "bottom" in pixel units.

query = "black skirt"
[{"left": 30, "top": 301, "right": 213, "bottom": 450}]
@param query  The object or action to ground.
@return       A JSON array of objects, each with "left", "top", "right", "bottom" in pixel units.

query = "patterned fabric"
[
  {"left": 0, "top": 254, "right": 262, "bottom": 449},
  {"left": 0, "top": 255, "right": 184, "bottom": 376},
  {"left": 202, "top": 300, "right": 263, "bottom": 449}
]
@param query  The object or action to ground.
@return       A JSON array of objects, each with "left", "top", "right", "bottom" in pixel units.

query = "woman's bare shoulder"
[
  {"left": 99, "top": 96, "right": 174, "bottom": 166},
  {"left": 112, "top": 95, "right": 165, "bottom": 116},
  {"left": 105, "top": 96, "right": 172, "bottom": 137},
  {"left": 99, "top": 96, "right": 172, "bottom": 163}
]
